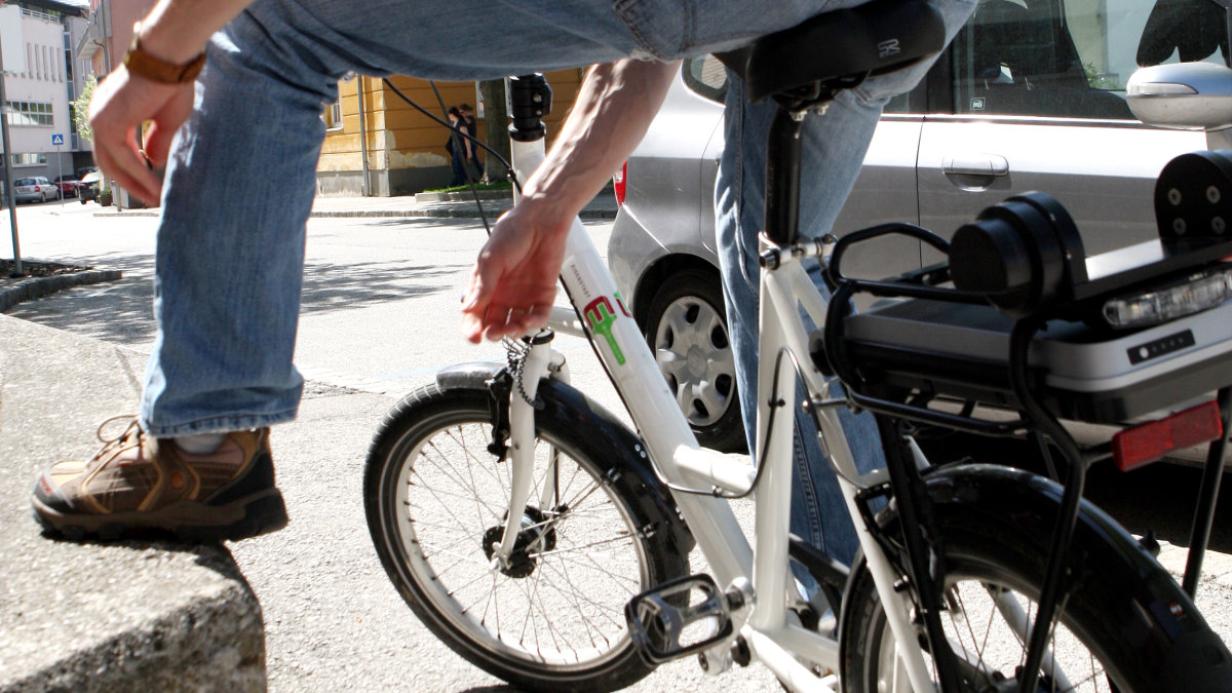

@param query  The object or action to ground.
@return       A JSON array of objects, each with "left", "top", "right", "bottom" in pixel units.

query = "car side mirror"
[{"left": 1127, "top": 62, "right": 1232, "bottom": 130}]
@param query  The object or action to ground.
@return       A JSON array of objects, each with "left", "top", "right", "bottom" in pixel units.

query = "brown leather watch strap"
[{"left": 122, "top": 27, "right": 206, "bottom": 85}]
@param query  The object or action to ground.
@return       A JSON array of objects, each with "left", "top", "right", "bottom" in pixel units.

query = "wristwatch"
[{"left": 122, "top": 23, "right": 206, "bottom": 84}]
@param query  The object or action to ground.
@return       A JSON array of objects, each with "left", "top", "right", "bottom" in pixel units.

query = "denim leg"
[
  {"left": 715, "top": 0, "right": 978, "bottom": 567},
  {"left": 139, "top": 15, "right": 343, "bottom": 437}
]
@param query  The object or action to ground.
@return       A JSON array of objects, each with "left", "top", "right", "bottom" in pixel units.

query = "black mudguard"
[
  {"left": 842, "top": 463, "right": 1232, "bottom": 690},
  {"left": 435, "top": 362, "right": 696, "bottom": 556}
]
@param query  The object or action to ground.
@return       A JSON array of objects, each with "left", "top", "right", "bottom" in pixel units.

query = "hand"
[
  {"left": 88, "top": 66, "right": 195, "bottom": 206},
  {"left": 461, "top": 198, "right": 571, "bottom": 343}
]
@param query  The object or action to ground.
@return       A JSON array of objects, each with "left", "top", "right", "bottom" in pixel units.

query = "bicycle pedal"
[{"left": 624, "top": 573, "right": 734, "bottom": 665}]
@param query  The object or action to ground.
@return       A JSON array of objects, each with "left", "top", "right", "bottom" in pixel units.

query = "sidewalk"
[
  {"left": 0, "top": 316, "right": 266, "bottom": 693},
  {"left": 94, "top": 190, "right": 620, "bottom": 221}
]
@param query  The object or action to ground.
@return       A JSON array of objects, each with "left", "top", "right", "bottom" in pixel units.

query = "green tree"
[{"left": 72, "top": 76, "right": 96, "bottom": 144}]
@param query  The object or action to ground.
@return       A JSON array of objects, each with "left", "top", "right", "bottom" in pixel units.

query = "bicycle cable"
[
  {"left": 653, "top": 346, "right": 858, "bottom": 500},
  {"left": 380, "top": 77, "right": 524, "bottom": 239}
]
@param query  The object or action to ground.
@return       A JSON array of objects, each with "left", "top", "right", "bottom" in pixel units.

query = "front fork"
[{"left": 492, "top": 333, "right": 568, "bottom": 568}]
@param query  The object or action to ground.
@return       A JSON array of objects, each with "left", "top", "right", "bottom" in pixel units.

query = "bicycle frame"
[{"left": 490, "top": 118, "right": 937, "bottom": 692}]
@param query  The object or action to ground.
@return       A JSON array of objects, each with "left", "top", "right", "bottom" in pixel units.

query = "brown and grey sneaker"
[{"left": 32, "top": 416, "right": 288, "bottom": 542}]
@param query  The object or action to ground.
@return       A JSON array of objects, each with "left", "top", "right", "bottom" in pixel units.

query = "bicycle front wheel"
[{"left": 364, "top": 383, "right": 686, "bottom": 692}]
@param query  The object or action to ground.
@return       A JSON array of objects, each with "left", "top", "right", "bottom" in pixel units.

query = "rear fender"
[{"left": 842, "top": 463, "right": 1232, "bottom": 689}]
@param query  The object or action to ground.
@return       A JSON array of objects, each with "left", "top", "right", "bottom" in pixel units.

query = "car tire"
[{"left": 643, "top": 268, "right": 746, "bottom": 452}]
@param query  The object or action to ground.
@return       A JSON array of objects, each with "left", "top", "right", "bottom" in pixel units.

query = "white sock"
[{"left": 174, "top": 433, "right": 226, "bottom": 454}]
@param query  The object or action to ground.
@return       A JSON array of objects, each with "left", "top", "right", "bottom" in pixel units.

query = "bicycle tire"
[
  {"left": 365, "top": 382, "right": 689, "bottom": 692},
  {"left": 840, "top": 464, "right": 1232, "bottom": 692}
]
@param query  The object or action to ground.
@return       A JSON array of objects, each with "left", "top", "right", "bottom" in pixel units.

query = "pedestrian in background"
[
  {"left": 445, "top": 106, "right": 474, "bottom": 186},
  {"left": 459, "top": 103, "right": 483, "bottom": 181}
]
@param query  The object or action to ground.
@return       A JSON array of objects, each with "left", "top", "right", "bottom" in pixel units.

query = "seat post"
[{"left": 764, "top": 106, "right": 805, "bottom": 248}]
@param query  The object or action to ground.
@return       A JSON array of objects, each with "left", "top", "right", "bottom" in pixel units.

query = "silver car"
[
  {"left": 14, "top": 177, "right": 57, "bottom": 204},
  {"left": 609, "top": 0, "right": 1223, "bottom": 451}
]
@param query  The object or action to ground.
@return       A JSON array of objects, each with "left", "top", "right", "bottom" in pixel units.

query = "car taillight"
[
  {"left": 1112, "top": 401, "right": 1224, "bottom": 472},
  {"left": 613, "top": 161, "right": 627, "bottom": 206}
]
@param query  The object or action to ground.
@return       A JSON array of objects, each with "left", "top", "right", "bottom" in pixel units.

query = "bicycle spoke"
[{"left": 383, "top": 404, "right": 650, "bottom": 673}]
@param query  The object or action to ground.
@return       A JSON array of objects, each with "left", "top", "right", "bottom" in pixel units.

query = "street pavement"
[{"left": 4, "top": 199, "right": 1232, "bottom": 690}]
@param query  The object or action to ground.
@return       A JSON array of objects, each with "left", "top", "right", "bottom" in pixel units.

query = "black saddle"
[{"left": 717, "top": 0, "right": 947, "bottom": 102}]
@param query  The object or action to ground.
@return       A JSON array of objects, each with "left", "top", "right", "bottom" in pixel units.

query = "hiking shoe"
[{"left": 32, "top": 416, "right": 288, "bottom": 542}]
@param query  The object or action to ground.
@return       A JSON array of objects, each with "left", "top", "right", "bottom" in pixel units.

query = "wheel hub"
[
  {"left": 481, "top": 506, "right": 559, "bottom": 579},
  {"left": 686, "top": 345, "right": 708, "bottom": 378}
]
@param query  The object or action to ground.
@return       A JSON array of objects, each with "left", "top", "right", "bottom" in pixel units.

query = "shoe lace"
[{"left": 89, "top": 415, "right": 144, "bottom": 468}]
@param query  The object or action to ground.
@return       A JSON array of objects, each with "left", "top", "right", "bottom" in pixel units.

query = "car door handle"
[{"left": 943, "top": 154, "right": 1009, "bottom": 177}]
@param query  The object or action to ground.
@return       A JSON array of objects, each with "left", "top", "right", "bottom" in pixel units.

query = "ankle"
[{"left": 174, "top": 433, "right": 226, "bottom": 454}]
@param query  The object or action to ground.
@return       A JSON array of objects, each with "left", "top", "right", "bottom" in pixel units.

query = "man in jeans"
[{"left": 32, "top": 0, "right": 974, "bottom": 566}]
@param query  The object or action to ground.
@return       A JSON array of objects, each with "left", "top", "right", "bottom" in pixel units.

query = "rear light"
[
  {"left": 1112, "top": 401, "right": 1224, "bottom": 472},
  {"left": 613, "top": 161, "right": 627, "bottom": 206},
  {"left": 1102, "top": 266, "right": 1232, "bottom": 329}
]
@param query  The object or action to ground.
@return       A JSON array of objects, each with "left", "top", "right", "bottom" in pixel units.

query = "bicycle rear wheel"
[
  {"left": 365, "top": 383, "right": 686, "bottom": 691},
  {"left": 839, "top": 468, "right": 1224, "bottom": 693}
]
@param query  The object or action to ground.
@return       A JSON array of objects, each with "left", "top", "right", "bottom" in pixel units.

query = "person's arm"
[
  {"left": 88, "top": 0, "right": 255, "bottom": 205},
  {"left": 461, "top": 124, "right": 473, "bottom": 160},
  {"left": 461, "top": 58, "right": 680, "bottom": 343}
]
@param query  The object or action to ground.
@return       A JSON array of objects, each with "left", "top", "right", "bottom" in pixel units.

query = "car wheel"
[{"left": 643, "top": 268, "right": 746, "bottom": 452}]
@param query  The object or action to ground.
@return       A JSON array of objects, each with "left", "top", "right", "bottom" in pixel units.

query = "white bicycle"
[{"left": 364, "top": 3, "right": 1232, "bottom": 690}]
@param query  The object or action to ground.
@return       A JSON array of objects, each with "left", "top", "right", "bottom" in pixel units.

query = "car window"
[
  {"left": 952, "top": 0, "right": 1228, "bottom": 120},
  {"left": 683, "top": 55, "right": 913, "bottom": 113},
  {"left": 15, "top": 178, "right": 34, "bottom": 186}
]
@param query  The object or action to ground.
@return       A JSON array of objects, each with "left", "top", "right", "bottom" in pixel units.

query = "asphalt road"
[{"left": 5, "top": 200, "right": 1232, "bottom": 690}]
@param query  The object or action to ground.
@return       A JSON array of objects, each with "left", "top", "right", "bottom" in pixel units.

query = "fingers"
[
  {"left": 145, "top": 86, "right": 194, "bottom": 168},
  {"left": 466, "top": 303, "right": 551, "bottom": 343},
  {"left": 88, "top": 71, "right": 192, "bottom": 207},
  {"left": 91, "top": 114, "right": 162, "bottom": 206},
  {"left": 144, "top": 122, "right": 176, "bottom": 170}
]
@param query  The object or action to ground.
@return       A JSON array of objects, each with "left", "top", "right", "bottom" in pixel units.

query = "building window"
[
  {"left": 325, "top": 99, "right": 343, "bottom": 130},
  {"left": 5, "top": 102, "right": 55, "bottom": 127},
  {"left": 12, "top": 153, "right": 49, "bottom": 166}
]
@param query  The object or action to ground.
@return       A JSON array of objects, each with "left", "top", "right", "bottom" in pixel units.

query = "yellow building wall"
[{"left": 318, "top": 69, "right": 586, "bottom": 192}]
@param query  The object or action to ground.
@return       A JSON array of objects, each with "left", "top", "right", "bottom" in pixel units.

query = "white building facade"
[{"left": 0, "top": 0, "right": 90, "bottom": 191}]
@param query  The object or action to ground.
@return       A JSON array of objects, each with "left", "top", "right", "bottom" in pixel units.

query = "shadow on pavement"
[{"left": 5, "top": 250, "right": 463, "bottom": 345}]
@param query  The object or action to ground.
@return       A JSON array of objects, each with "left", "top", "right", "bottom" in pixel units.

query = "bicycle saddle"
[{"left": 715, "top": 0, "right": 947, "bottom": 102}]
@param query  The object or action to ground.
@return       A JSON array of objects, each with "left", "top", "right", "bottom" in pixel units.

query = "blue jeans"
[
  {"left": 139, "top": 0, "right": 972, "bottom": 565},
  {"left": 716, "top": 0, "right": 976, "bottom": 567}
]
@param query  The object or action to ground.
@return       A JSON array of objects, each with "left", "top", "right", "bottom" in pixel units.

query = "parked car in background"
[
  {"left": 608, "top": 0, "right": 1225, "bottom": 451},
  {"left": 54, "top": 175, "right": 82, "bottom": 198},
  {"left": 13, "top": 177, "right": 57, "bottom": 204},
  {"left": 77, "top": 171, "right": 101, "bottom": 204}
]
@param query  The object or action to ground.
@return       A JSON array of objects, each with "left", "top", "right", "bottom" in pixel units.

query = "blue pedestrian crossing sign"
[{"left": 51, "top": 133, "right": 64, "bottom": 146}]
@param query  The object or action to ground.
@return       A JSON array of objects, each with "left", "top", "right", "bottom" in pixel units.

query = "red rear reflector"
[
  {"left": 613, "top": 161, "right": 627, "bottom": 206},
  {"left": 1112, "top": 401, "right": 1224, "bottom": 472}
]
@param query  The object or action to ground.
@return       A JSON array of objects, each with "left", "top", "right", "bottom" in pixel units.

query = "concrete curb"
[
  {"left": 0, "top": 267, "right": 122, "bottom": 313},
  {"left": 412, "top": 189, "right": 510, "bottom": 203},
  {"left": 0, "top": 316, "right": 267, "bottom": 693},
  {"left": 0, "top": 557, "right": 266, "bottom": 693}
]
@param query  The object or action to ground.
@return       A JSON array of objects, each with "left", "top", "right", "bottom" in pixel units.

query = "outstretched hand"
[
  {"left": 461, "top": 198, "right": 571, "bottom": 343},
  {"left": 88, "top": 67, "right": 195, "bottom": 206}
]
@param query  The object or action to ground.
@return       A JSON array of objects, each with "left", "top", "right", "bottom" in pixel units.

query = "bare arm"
[
  {"left": 461, "top": 58, "right": 680, "bottom": 342},
  {"left": 88, "top": 0, "right": 255, "bottom": 204}
]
